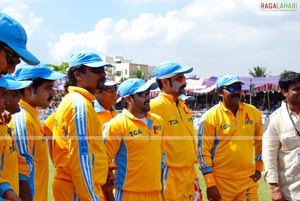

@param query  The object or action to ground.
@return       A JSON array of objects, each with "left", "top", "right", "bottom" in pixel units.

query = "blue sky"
[{"left": 1, "top": 0, "right": 300, "bottom": 77}]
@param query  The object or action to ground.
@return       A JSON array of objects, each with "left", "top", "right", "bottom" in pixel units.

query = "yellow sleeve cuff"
[{"left": 204, "top": 173, "right": 216, "bottom": 188}]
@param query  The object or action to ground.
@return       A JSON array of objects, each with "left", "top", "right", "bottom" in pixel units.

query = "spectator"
[{"left": 262, "top": 71, "right": 300, "bottom": 201}]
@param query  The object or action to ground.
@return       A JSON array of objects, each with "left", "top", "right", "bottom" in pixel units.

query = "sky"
[{"left": 1, "top": 0, "right": 300, "bottom": 77}]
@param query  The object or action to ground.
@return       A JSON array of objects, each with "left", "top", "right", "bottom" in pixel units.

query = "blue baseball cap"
[
  {"left": 0, "top": 74, "right": 32, "bottom": 90},
  {"left": 68, "top": 51, "right": 113, "bottom": 68},
  {"left": 154, "top": 62, "right": 193, "bottom": 79},
  {"left": 118, "top": 78, "right": 158, "bottom": 97},
  {"left": 216, "top": 75, "right": 244, "bottom": 88},
  {"left": 14, "top": 64, "right": 65, "bottom": 81},
  {"left": 3, "top": 74, "right": 32, "bottom": 90},
  {"left": 0, "top": 13, "right": 39, "bottom": 65}
]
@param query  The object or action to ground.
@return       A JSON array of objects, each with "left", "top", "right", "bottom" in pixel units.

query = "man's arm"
[
  {"left": 68, "top": 95, "right": 100, "bottom": 200},
  {"left": 254, "top": 110, "right": 263, "bottom": 173},
  {"left": 262, "top": 117, "right": 283, "bottom": 200},
  {"left": 12, "top": 111, "right": 34, "bottom": 199},
  {"left": 198, "top": 113, "right": 221, "bottom": 201},
  {"left": 19, "top": 180, "right": 32, "bottom": 201}
]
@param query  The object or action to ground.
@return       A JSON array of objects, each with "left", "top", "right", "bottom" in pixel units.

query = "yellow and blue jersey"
[
  {"left": 103, "top": 109, "right": 164, "bottom": 192},
  {"left": 198, "top": 101, "right": 263, "bottom": 187},
  {"left": 93, "top": 100, "right": 118, "bottom": 127},
  {"left": 9, "top": 99, "right": 49, "bottom": 201},
  {"left": 0, "top": 124, "right": 19, "bottom": 196},
  {"left": 52, "top": 86, "right": 108, "bottom": 200},
  {"left": 150, "top": 93, "right": 198, "bottom": 167}
]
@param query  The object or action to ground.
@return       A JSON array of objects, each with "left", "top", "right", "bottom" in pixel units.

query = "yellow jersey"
[{"left": 198, "top": 101, "right": 263, "bottom": 187}]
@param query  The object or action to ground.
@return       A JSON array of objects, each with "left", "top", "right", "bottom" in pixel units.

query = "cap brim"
[
  {"left": 179, "top": 94, "right": 188, "bottom": 101},
  {"left": 105, "top": 80, "right": 118, "bottom": 86},
  {"left": 179, "top": 66, "right": 193, "bottom": 74},
  {"left": 0, "top": 79, "right": 32, "bottom": 90},
  {"left": 42, "top": 72, "right": 66, "bottom": 80},
  {"left": 116, "top": 96, "right": 123, "bottom": 103},
  {"left": 186, "top": 96, "right": 195, "bottom": 101},
  {"left": 224, "top": 81, "right": 244, "bottom": 86},
  {"left": 85, "top": 61, "right": 113, "bottom": 68},
  {"left": 10, "top": 45, "right": 40, "bottom": 65},
  {"left": 157, "top": 66, "right": 193, "bottom": 79},
  {"left": 7, "top": 80, "right": 32, "bottom": 90},
  {"left": 135, "top": 81, "right": 158, "bottom": 93}
]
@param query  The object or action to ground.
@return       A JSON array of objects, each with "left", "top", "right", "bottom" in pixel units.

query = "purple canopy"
[{"left": 239, "top": 76, "right": 280, "bottom": 90}]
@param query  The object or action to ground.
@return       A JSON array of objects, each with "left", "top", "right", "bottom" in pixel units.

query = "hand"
[
  {"left": 101, "top": 167, "right": 117, "bottom": 201},
  {"left": 3, "top": 189, "right": 22, "bottom": 201},
  {"left": 249, "top": 170, "right": 261, "bottom": 182},
  {"left": 102, "top": 166, "right": 117, "bottom": 191},
  {"left": 271, "top": 190, "right": 285, "bottom": 201},
  {"left": 1, "top": 110, "right": 12, "bottom": 124},
  {"left": 206, "top": 186, "right": 221, "bottom": 201}
]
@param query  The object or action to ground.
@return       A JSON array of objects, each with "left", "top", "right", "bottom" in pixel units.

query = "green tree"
[
  {"left": 119, "top": 77, "right": 127, "bottom": 83},
  {"left": 132, "top": 70, "right": 145, "bottom": 79},
  {"left": 249, "top": 66, "right": 271, "bottom": 77},
  {"left": 280, "top": 70, "right": 289, "bottom": 76},
  {"left": 48, "top": 62, "right": 69, "bottom": 73}
]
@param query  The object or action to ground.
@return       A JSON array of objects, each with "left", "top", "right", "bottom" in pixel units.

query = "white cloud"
[
  {"left": 2, "top": 0, "right": 300, "bottom": 76},
  {"left": 1, "top": 1, "right": 43, "bottom": 35}
]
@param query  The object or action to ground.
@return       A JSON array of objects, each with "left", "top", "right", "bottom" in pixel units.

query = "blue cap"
[
  {"left": 3, "top": 74, "right": 32, "bottom": 90},
  {"left": 0, "top": 13, "right": 39, "bottom": 65},
  {"left": 154, "top": 62, "right": 193, "bottom": 79},
  {"left": 14, "top": 64, "right": 65, "bottom": 81},
  {"left": 68, "top": 51, "right": 113, "bottom": 68},
  {"left": 216, "top": 75, "right": 244, "bottom": 88},
  {"left": 118, "top": 78, "right": 158, "bottom": 97},
  {"left": 104, "top": 77, "right": 117, "bottom": 87},
  {"left": 0, "top": 74, "right": 32, "bottom": 90}
]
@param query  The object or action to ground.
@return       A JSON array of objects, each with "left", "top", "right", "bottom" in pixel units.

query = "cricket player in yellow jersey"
[
  {"left": 103, "top": 78, "right": 164, "bottom": 201},
  {"left": 198, "top": 75, "right": 263, "bottom": 201},
  {"left": 9, "top": 64, "right": 65, "bottom": 201},
  {"left": 0, "top": 75, "right": 31, "bottom": 201},
  {"left": 150, "top": 62, "right": 201, "bottom": 201},
  {"left": 94, "top": 77, "right": 118, "bottom": 200},
  {"left": 52, "top": 51, "right": 111, "bottom": 201},
  {"left": 95, "top": 77, "right": 119, "bottom": 125}
]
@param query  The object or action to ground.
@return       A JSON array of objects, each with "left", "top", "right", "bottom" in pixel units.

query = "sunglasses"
[
  {"left": 100, "top": 85, "right": 118, "bottom": 92},
  {"left": 224, "top": 85, "right": 242, "bottom": 93},
  {"left": 4, "top": 48, "right": 21, "bottom": 67},
  {"left": 85, "top": 66, "right": 105, "bottom": 74},
  {"left": 174, "top": 76, "right": 186, "bottom": 83},
  {"left": 136, "top": 90, "right": 150, "bottom": 97}
]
